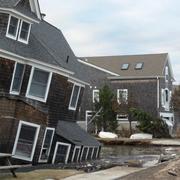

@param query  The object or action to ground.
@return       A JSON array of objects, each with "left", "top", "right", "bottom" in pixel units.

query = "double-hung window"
[
  {"left": 69, "top": 84, "right": 81, "bottom": 110},
  {"left": 10, "top": 62, "right": 25, "bottom": 95},
  {"left": 93, "top": 89, "right": 100, "bottom": 103},
  {"left": 26, "top": 67, "right": 52, "bottom": 102},
  {"left": 39, "top": 128, "right": 55, "bottom": 163},
  {"left": 6, "top": 15, "right": 31, "bottom": 44},
  {"left": 18, "top": 20, "right": 31, "bottom": 44},
  {"left": 12, "top": 121, "right": 40, "bottom": 161},
  {"left": 6, "top": 15, "right": 20, "bottom": 40},
  {"left": 117, "top": 89, "right": 128, "bottom": 104}
]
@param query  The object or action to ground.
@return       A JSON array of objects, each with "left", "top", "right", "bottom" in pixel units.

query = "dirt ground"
[
  {"left": 120, "top": 158, "right": 180, "bottom": 180},
  {"left": 0, "top": 169, "right": 83, "bottom": 180}
]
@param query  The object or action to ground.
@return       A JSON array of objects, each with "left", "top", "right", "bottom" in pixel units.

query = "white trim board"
[
  {"left": 12, "top": 120, "right": 40, "bottom": 162},
  {"left": 78, "top": 58, "right": 119, "bottom": 76},
  {"left": 52, "top": 142, "right": 71, "bottom": 164}
]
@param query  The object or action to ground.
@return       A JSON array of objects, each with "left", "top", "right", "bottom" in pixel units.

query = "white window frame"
[
  {"left": 80, "top": 146, "right": 90, "bottom": 161},
  {"left": 71, "top": 146, "right": 81, "bottom": 162},
  {"left": 17, "top": 20, "right": 32, "bottom": 44},
  {"left": 165, "top": 66, "right": 169, "bottom": 83},
  {"left": 117, "top": 89, "right": 128, "bottom": 104},
  {"left": 6, "top": 15, "right": 20, "bottom": 40},
  {"left": 116, "top": 114, "right": 128, "bottom": 121},
  {"left": 26, "top": 67, "right": 52, "bottom": 103},
  {"left": 10, "top": 62, "right": 25, "bottom": 95},
  {"left": 68, "top": 84, "right": 81, "bottom": 111},
  {"left": 12, "top": 120, "right": 40, "bottom": 162},
  {"left": 52, "top": 142, "right": 71, "bottom": 164},
  {"left": 93, "top": 89, "right": 100, "bottom": 103},
  {"left": 39, "top": 127, "right": 55, "bottom": 163}
]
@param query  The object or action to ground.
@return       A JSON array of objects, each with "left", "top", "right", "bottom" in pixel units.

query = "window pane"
[
  {"left": 15, "top": 124, "right": 36, "bottom": 158},
  {"left": 55, "top": 145, "right": 69, "bottom": 164},
  {"left": 29, "top": 69, "right": 49, "bottom": 99},
  {"left": 118, "top": 89, "right": 128, "bottom": 104},
  {"left": 40, "top": 129, "right": 54, "bottom": 161},
  {"left": 70, "top": 85, "right": 80, "bottom": 108},
  {"left": 20, "top": 21, "right": 30, "bottom": 40},
  {"left": 12, "top": 63, "right": 24, "bottom": 93},
  {"left": 8, "top": 16, "right": 18, "bottom": 36},
  {"left": 135, "top": 63, "right": 143, "bottom": 69},
  {"left": 81, "top": 147, "right": 88, "bottom": 161},
  {"left": 121, "top": 64, "right": 129, "bottom": 70}
]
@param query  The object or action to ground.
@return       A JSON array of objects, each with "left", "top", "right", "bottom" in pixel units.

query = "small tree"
[
  {"left": 130, "top": 108, "right": 170, "bottom": 138},
  {"left": 94, "top": 85, "right": 117, "bottom": 132}
]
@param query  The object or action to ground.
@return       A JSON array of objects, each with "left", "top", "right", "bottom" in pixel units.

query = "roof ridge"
[{"left": 82, "top": 53, "right": 168, "bottom": 59}]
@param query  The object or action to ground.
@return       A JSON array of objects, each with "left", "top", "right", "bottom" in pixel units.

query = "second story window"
[
  {"left": 6, "top": 15, "right": 20, "bottom": 40},
  {"left": 117, "top": 89, "right": 128, "bottom": 104},
  {"left": 93, "top": 89, "right": 100, "bottom": 103},
  {"left": 26, "top": 67, "right": 52, "bottom": 102},
  {"left": 69, "top": 84, "right": 81, "bottom": 111},
  {"left": 6, "top": 15, "right": 31, "bottom": 44},
  {"left": 18, "top": 20, "right": 31, "bottom": 43},
  {"left": 10, "top": 62, "right": 25, "bottom": 95}
]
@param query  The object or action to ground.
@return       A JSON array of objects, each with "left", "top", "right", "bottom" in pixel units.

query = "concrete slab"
[
  {"left": 62, "top": 166, "right": 144, "bottom": 180},
  {"left": 151, "top": 139, "right": 180, "bottom": 146}
]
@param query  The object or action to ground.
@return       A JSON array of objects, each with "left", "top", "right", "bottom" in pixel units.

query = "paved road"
[{"left": 63, "top": 166, "right": 144, "bottom": 180}]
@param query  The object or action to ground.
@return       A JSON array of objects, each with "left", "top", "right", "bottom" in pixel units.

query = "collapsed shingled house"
[{"left": 0, "top": 0, "right": 101, "bottom": 165}]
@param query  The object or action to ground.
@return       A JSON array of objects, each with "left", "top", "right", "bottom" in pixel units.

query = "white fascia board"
[
  {"left": 0, "top": 8, "right": 40, "bottom": 23},
  {"left": 0, "top": 48, "right": 74, "bottom": 78},
  {"left": 165, "top": 55, "right": 175, "bottom": 81},
  {"left": 108, "top": 76, "right": 164, "bottom": 80},
  {"left": 68, "top": 77, "right": 89, "bottom": 87},
  {"left": 78, "top": 58, "right": 120, "bottom": 76},
  {"left": 29, "top": 0, "right": 42, "bottom": 20}
]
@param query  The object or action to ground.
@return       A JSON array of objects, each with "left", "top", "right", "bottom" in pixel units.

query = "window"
[
  {"left": 117, "top": 89, "right": 128, "bottom": 104},
  {"left": 12, "top": 121, "right": 40, "bottom": 161},
  {"left": 69, "top": 84, "right": 81, "bottom": 110},
  {"left": 116, "top": 114, "right": 128, "bottom": 121},
  {"left": 10, "top": 62, "right": 25, "bottom": 95},
  {"left": 39, "top": 128, "right": 55, "bottom": 163},
  {"left": 18, "top": 20, "right": 31, "bottom": 43},
  {"left": 52, "top": 142, "right": 71, "bottom": 164},
  {"left": 161, "top": 88, "right": 170, "bottom": 111},
  {"left": 26, "top": 67, "right": 52, "bottom": 102},
  {"left": 121, "top": 63, "right": 129, "bottom": 70},
  {"left": 165, "top": 66, "right": 169, "bottom": 82},
  {"left": 71, "top": 146, "right": 81, "bottom": 163},
  {"left": 81, "top": 147, "right": 89, "bottom": 161},
  {"left": 6, "top": 15, "right": 31, "bottom": 44},
  {"left": 93, "top": 89, "right": 99, "bottom": 103},
  {"left": 135, "top": 63, "right": 143, "bottom": 69},
  {"left": 6, "top": 15, "right": 20, "bottom": 40}
]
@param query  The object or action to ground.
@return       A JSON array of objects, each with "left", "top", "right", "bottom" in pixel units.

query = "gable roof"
[
  {"left": 0, "top": 0, "right": 40, "bottom": 21},
  {"left": 81, "top": 53, "right": 173, "bottom": 78}
]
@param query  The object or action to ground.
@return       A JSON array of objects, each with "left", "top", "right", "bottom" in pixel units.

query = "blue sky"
[{"left": 39, "top": 0, "right": 180, "bottom": 84}]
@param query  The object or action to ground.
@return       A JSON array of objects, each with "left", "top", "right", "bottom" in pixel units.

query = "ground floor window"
[
  {"left": 53, "top": 142, "right": 71, "bottom": 164},
  {"left": 116, "top": 114, "right": 128, "bottom": 121},
  {"left": 12, "top": 121, "right": 40, "bottom": 161},
  {"left": 87, "top": 147, "right": 93, "bottom": 160},
  {"left": 39, "top": 127, "right": 55, "bottom": 163},
  {"left": 81, "top": 147, "right": 89, "bottom": 161},
  {"left": 72, "top": 146, "right": 81, "bottom": 163}
]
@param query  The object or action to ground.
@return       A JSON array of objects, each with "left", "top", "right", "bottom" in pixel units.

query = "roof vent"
[
  {"left": 135, "top": 63, "right": 143, "bottom": 70},
  {"left": 66, "top": 56, "right": 70, "bottom": 63},
  {"left": 121, "top": 63, "right": 129, "bottom": 70}
]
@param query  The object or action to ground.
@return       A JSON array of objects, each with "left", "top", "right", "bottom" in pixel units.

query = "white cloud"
[{"left": 39, "top": 0, "right": 180, "bottom": 83}]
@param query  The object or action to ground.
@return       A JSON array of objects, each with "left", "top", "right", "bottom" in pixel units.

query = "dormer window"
[
  {"left": 18, "top": 20, "right": 31, "bottom": 43},
  {"left": 6, "top": 15, "right": 31, "bottom": 44},
  {"left": 121, "top": 63, "right": 129, "bottom": 70},
  {"left": 135, "top": 63, "right": 143, "bottom": 70},
  {"left": 6, "top": 15, "right": 20, "bottom": 40}
]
